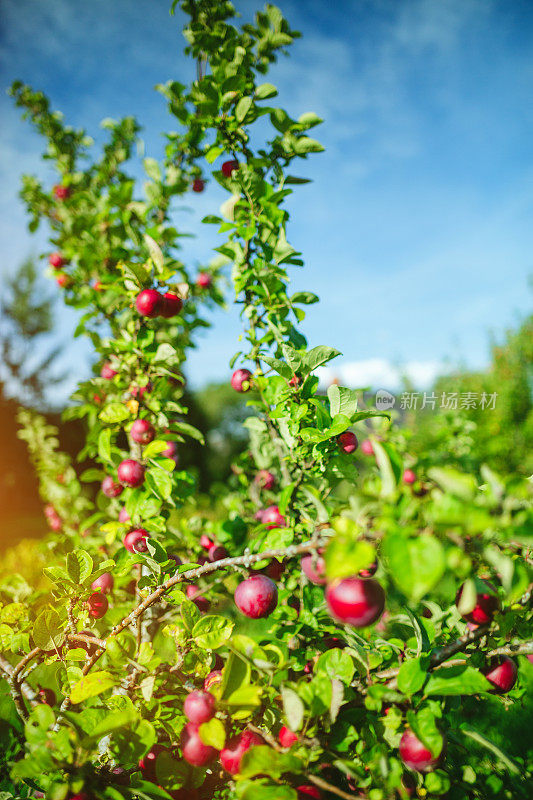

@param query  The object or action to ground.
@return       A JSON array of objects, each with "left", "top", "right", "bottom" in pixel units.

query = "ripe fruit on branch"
[
  {"left": 101, "top": 476, "right": 123, "bottom": 498},
  {"left": 358, "top": 560, "right": 378, "bottom": 578},
  {"left": 86, "top": 592, "right": 108, "bottom": 619},
  {"left": 231, "top": 368, "right": 252, "bottom": 392},
  {"left": 183, "top": 690, "right": 215, "bottom": 724},
  {"left": 196, "top": 272, "right": 211, "bottom": 288},
  {"left": 208, "top": 545, "right": 228, "bottom": 562},
  {"left": 455, "top": 580, "right": 499, "bottom": 625},
  {"left": 117, "top": 459, "right": 145, "bottom": 487},
  {"left": 234, "top": 575, "right": 278, "bottom": 618},
  {"left": 135, "top": 288, "right": 162, "bottom": 317},
  {"left": 160, "top": 291, "right": 183, "bottom": 318},
  {"left": 301, "top": 554, "right": 326, "bottom": 585},
  {"left": 399, "top": 729, "right": 442, "bottom": 772},
  {"left": 279, "top": 726, "right": 298, "bottom": 748},
  {"left": 56, "top": 273, "right": 70, "bottom": 288},
  {"left": 118, "top": 507, "right": 131, "bottom": 523},
  {"left": 220, "top": 730, "right": 263, "bottom": 774},
  {"left": 130, "top": 419, "right": 156, "bottom": 445},
  {"left": 361, "top": 439, "right": 374, "bottom": 456},
  {"left": 221, "top": 159, "right": 239, "bottom": 178},
  {"left": 91, "top": 572, "right": 114, "bottom": 593},
  {"left": 482, "top": 655, "right": 517, "bottom": 693},
  {"left": 139, "top": 744, "right": 167, "bottom": 782},
  {"left": 403, "top": 469, "right": 416, "bottom": 485},
  {"left": 297, "top": 787, "right": 322, "bottom": 799},
  {"left": 262, "top": 505, "right": 287, "bottom": 528},
  {"left": 192, "top": 178, "right": 205, "bottom": 192},
  {"left": 203, "top": 670, "right": 222, "bottom": 692},
  {"left": 181, "top": 722, "right": 217, "bottom": 766},
  {"left": 48, "top": 252, "right": 66, "bottom": 268},
  {"left": 37, "top": 687, "right": 56, "bottom": 705},
  {"left": 130, "top": 381, "right": 152, "bottom": 399},
  {"left": 263, "top": 559, "right": 285, "bottom": 580},
  {"left": 254, "top": 469, "right": 275, "bottom": 490},
  {"left": 53, "top": 184, "right": 71, "bottom": 200},
  {"left": 200, "top": 535, "right": 214, "bottom": 550},
  {"left": 337, "top": 431, "right": 358, "bottom": 454},
  {"left": 326, "top": 577, "right": 385, "bottom": 627},
  {"left": 161, "top": 441, "right": 178, "bottom": 460},
  {"left": 123, "top": 528, "right": 149, "bottom": 553},
  {"left": 186, "top": 584, "right": 210, "bottom": 612},
  {"left": 100, "top": 362, "right": 117, "bottom": 380}
]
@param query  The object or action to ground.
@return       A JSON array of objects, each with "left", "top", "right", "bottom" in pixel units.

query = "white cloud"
[{"left": 317, "top": 358, "right": 450, "bottom": 391}]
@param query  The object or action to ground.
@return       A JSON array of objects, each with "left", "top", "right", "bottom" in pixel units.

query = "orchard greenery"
[{"left": 1, "top": 2, "right": 532, "bottom": 800}]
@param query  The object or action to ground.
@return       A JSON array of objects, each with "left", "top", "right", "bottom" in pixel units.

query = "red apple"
[
  {"left": 91, "top": 573, "right": 114, "bottom": 594},
  {"left": 49, "top": 252, "right": 66, "bottom": 269},
  {"left": 231, "top": 368, "right": 253, "bottom": 392},
  {"left": 123, "top": 528, "right": 149, "bottom": 554},
  {"left": 337, "top": 431, "right": 358, "bottom": 454},
  {"left": 56, "top": 273, "right": 70, "bottom": 288},
  {"left": 196, "top": 272, "right": 211, "bottom": 288},
  {"left": 100, "top": 362, "right": 117, "bottom": 380},
  {"left": 53, "top": 184, "right": 71, "bottom": 200},
  {"left": 278, "top": 726, "right": 298, "bottom": 748},
  {"left": 220, "top": 730, "right": 262, "bottom": 775},
  {"left": 86, "top": 592, "right": 108, "bottom": 619},
  {"left": 200, "top": 535, "right": 214, "bottom": 550},
  {"left": 221, "top": 159, "right": 239, "bottom": 178},
  {"left": 186, "top": 584, "right": 210, "bottom": 612},
  {"left": 399, "top": 729, "right": 442, "bottom": 772},
  {"left": 296, "top": 787, "right": 321, "bottom": 800},
  {"left": 234, "top": 575, "right": 278, "bottom": 619},
  {"left": 181, "top": 722, "right": 217, "bottom": 766},
  {"left": 301, "top": 554, "right": 326, "bottom": 585},
  {"left": 208, "top": 545, "right": 228, "bottom": 562},
  {"left": 403, "top": 469, "right": 416, "bottom": 485},
  {"left": 358, "top": 560, "right": 378, "bottom": 578},
  {"left": 183, "top": 691, "right": 215, "bottom": 724},
  {"left": 482, "top": 656, "right": 517, "bottom": 694},
  {"left": 361, "top": 439, "right": 374, "bottom": 456},
  {"left": 130, "top": 381, "right": 153, "bottom": 399},
  {"left": 162, "top": 441, "right": 178, "bottom": 461},
  {"left": 456, "top": 580, "right": 499, "bottom": 625},
  {"left": 160, "top": 292, "right": 183, "bottom": 318},
  {"left": 101, "top": 476, "right": 123, "bottom": 498},
  {"left": 139, "top": 744, "right": 167, "bottom": 782},
  {"left": 192, "top": 178, "right": 205, "bottom": 192},
  {"left": 254, "top": 470, "right": 276, "bottom": 490},
  {"left": 289, "top": 375, "right": 301, "bottom": 388},
  {"left": 118, "top": 507, "right": 131, "bottom": 523},
  {"left": 263, "top": 559, "right": 285, "bottom": 581},
  {"left": 262, "top": 505, "right": 286, "bottom": 529},
  {"left": 135, "top": 289, "right": 162, "bottom": 318},
  {"left": 203, "top": 670, "right": 222, "bottom": 692},
  {"left": 117, "top": 459, "right": 145, "bottom": 488},
  {"left": 326, "top": 577, "right": 385, "bottom": 627},
  {"left": 37, "top": 687, "right": 56, "bottom": 705},
  {"left": 130, "top": 419, "right": 155, "bottom": 445}
]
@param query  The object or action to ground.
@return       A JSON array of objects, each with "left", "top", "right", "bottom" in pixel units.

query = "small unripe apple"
[
  {"left": 482, "top": 656, "right": 517, "bottom": 693},
  {"left": 301, "top": 554, "right": 327, "bottom": 585},
  {"left": 326, "top": 577, "right": 385, "bottom": 627},
  {"left": 399, "top": 728, "right": 442, "bottom": 772},
  {"left": 296, "top": 787, "right": 322, "bottom": 800},
  {"left": 455, "top": 580, "right": 499, "bottom": 625},
  {"left": 361, "top": 439, "right": 374, "bottom": 456},
  {"left": 123, "top": 528, "right": 149, "bottom": 554},
  {"left": 160, "top": 291, "right": 183, "bottom": 318},
  {"left": 220, "top": 730, "right": 262, "bottom": 775},
  {"left": 221, "top": 159, "right": 240, "bottom": 178},
  {"left": 196, "top": 272, "right": 211, "bottom": 288},
  {"left": 117, "top": 459, "right": 145, "bottom": 488},
  {"left": 208, "top": 544, "right": 228, "bottom": 562},
  {"left": 278, "top": 725, "right": 298, "bottom": 748},
  {"left": 161, "top": 441, "right": 178, "bottom": 460},
  {"left": 56, "top": 273, "right": 71, "bottom": 288},
  {"left": 358, "top": 560, "right": 378, "bottom": 578},
  {"left": 130, "top": 419, "right": 156, "bottom": 444},
  {"left": 53, "top": 184, "right": 71, "bottom": 200},
  {"left": 101, "top": 476, "right": 123, "bottom": 498},
  {"left": 231, "top": 368, "right": 253, "bottom": 392},
  {"left": 184, "top": 690, "right": 215, "bottom": 724},
  {"left": 254, "top": 469, "right": 276, "bottom": 490},
  {"left": 192, "top": 178, "right": 205, "bottom": 192},
  {"left": 262, "top": 505, "right": 286, "bottom": 529},
  {"left": 86, "top": 592, "right": 108, "bottom": 619},
  {"left": 234, "top": 575, "right": 278, "bottom": 618},
  {"left": 403, "top": 469, "right": 416, "bottom": 485},
  {"left": 118, "top": 507, "right": 131, "bottom": 523},
  {"left": 100, "top": 362, "right": 117, "bottom": 380},
  {"left": 181, "top": 722, "right": 217, "bottom": 766},
  {"left": 337, "top": 431, "right": 358, "bottom": 454},
  {"left": 139, "top": 744, "right": 167, "bottom": 782},
  {"left": 49, "top": 252, "right": 66, "bottom": 269},
  {"left": 37, "top": 687, "right": 56, "bottom": 705},
  {"left": 186, "top": 584, "right": 210, "bottom": 612},
  {"left": 135, "top": 288, "right": 162, "bottom": 317},
  {"left": 91, "top": 572, "right": 114, "bottom": 593},
  {"left": 203, "top": 669, "right": 222, "bottom": 692}
]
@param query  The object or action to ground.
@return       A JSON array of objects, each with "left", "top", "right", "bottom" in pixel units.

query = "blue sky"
[{"left": 1, "top": 0, "right": 532, "bottom": 403}]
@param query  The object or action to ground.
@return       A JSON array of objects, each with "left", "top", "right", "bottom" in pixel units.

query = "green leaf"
[
  {"left": 145, "top": 468, "right": 173, "bottom": 501},
  {"left": 155, "top": 751, "right": 188, "bottom": 790},
  {"left": 325, "top": 531, "right": 375, "bottom": 581},
  {"left": 199, "top": 717, "right": 226, "bottom": 750},
  {"left": 327, "top": 385, "right": 358, "bottom": 419},
  {"left": 297, "top": 111, "right": 323, "bottom": 129},
  {"left": 32, "top": 609, "right": 65, "bottom": 651},
  {"left": 144, "top": 158, "right": 161, "bottom": 182},
  {"left": 237, "top": 782, "right": 297, "bottom": 800},
  {"left": 255, "top": 83, "right": 278, "bottom": 99},
  {"left": 153, "top": 343, "right": 177, "bottom": 362},
  {"left": 315, "top": 649, "right": 355, "bottom": 685},
  {"left": 192, "top": 615, "right": 234, "bottom": 649},
  {"left": 303, "top": 345, "right": 341, "bottom": 373},
  {"left": 382, "top": 533, "right": 445, "bottom": 602},
  {"left": 99, "top": 403, "right": 130, "bottom": 424},
  {"left": 294, "top": 136, "right": 324, "bottom": 154},
  {"left": 425, "top": 665, "right": 493, "bottom": 696},
  {"left": 70, "top": 671, "right": 116, "bottom": 704},
  {"left": 66, "top": 550, "right": 93, "bottom": 584},
  {"left": 290, "top": 291, "right": 319, "bottom": 305},
  {"left": 235, "top": 96, "right": 253, "bottom": 122},
  {"left": 144, "top": 234, "right": 164, "bottom": 270},
  {"left": 460, "top": 724, "right": 520, "bottom": 774},
  {"left": 83, "top": 705, "right": 139, "bottom": 742},
  {"left": 98, "top": 428, "right": 112, "bottom": 462},
  {"left": 397, "top": 657, "right": 428, "bottom": 696},
  {"left": 428, "top": 467, "right": 477, "bottom": 501},
  {"left": 281, "top": 686, "right": 304, "bottom": 732},
  {"left": 407, "top": 707, "right": 444, "bottom": 758},
  {"left": 239, "top": 745, "right": 300, "bottom": 779},
  {"left": 372, "top": 439, "right": 400, "bottom": 498},
  {"left": 262, "top": 356, "right": 292, "bottom": 380},
  {"left": 172, "top": 420, "right": 205, "bottom": 444}
]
